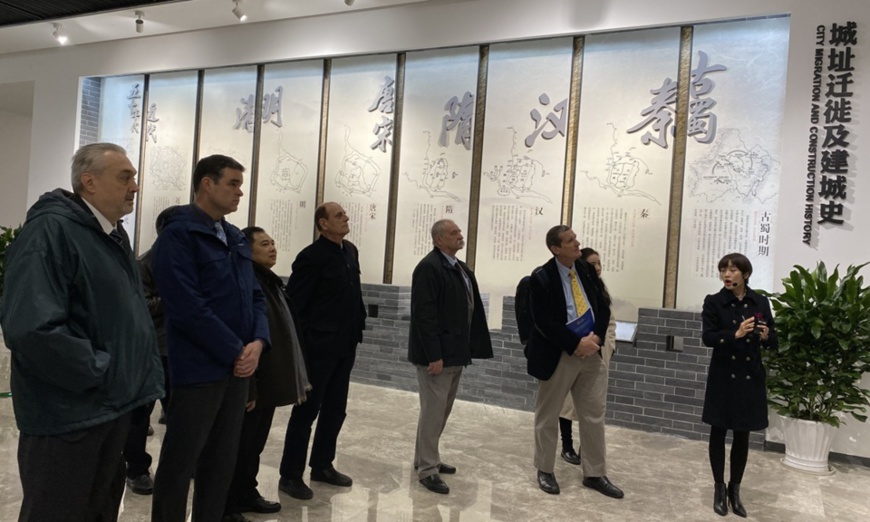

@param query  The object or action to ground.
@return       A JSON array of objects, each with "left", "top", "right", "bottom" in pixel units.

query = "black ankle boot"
[
  {"left": 728, "top": 482, "right": 746, "bottom": 517},
  {"left": 713, "top": 482, "right": 728, "bottom": 516}
]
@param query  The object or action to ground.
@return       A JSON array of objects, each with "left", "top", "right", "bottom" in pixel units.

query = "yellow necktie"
[{"left": 569, "top": 269, "right": 589, "bottom": 316}]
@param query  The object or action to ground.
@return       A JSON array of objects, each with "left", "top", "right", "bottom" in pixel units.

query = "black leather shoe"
[
  {"left": 158, "top": 409, "right": 167, "bottom": 425},
  {"left": 126, "top": 473, "right": 154, "bottom": 495},
  {"left": 419, "top": 474, "right": 450, "bottom": 494},
  {"left": 147, "top": 424, "right": 154, "bottom": 436},
  {"left": 560, "top": 448, "right": 581, "bottom": 465},
  {"left": 728, "top": 482, "right": 746, "bottom": 517},
  {"left": 582, "top": 476, "right": 624, "bottom": 499},
  {"left": 311, "top": 466, "right": 353, "bottom": 487},
  {"left": 238, "top": 495, "right": 281, "bottom": 514},
  {"left": 438, "top": 463, "right": 456, "bottom": 474},
  {"left": 414, "top": 463, "right": 457, "bottom": 474},
  {"left": 537, "top": 471, "right": 560, "bottom": 495},
  {"left": 278, "top": 477, "right": 313, "bottom": 500},
  {"left": 221, "top": 514, "right": 252, "bottom": 522}
]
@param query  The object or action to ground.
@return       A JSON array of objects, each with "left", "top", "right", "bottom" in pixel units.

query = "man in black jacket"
[
  {"left": 408, "top": 219, "right": 493, "bottom": 494},
  {"left": 278, "top": 202, "right": 366, "bottom": 500},
  {"left": 527, "top": 225, "right": 622, "bottom": 499}
]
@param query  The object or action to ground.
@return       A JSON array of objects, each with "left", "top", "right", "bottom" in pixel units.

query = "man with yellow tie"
[{"left": 526, "top": 225, "right": 623, "bottom": 499}]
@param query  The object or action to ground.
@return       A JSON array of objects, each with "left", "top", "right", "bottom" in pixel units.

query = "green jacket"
[{"left": 0, "top": 189, "right": 163, "bottom": 436}]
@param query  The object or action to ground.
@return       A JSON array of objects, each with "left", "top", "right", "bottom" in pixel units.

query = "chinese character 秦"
[{"left": 627, "top": 78, "right": 678, "bottom": 148}]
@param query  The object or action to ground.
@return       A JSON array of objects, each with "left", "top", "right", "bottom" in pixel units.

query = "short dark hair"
[
  {"left": 193, "top": 155, "right": 244, "bottom": 192},
  {"left": 241, "top": 226, "right": 265, "bottom": 244},
  {"left": 545, "top": 225, "right": 570, "bottom": 251},
  {"left": 155, "top": 205, "right": 179, "bottom": 235},
  {"left": 718, "top": 253, "right": 753, "bottom": 284}
]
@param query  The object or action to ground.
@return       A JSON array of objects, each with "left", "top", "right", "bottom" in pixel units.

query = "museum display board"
[
  {"left": 675, "top": 17, "right": 789, "bottom": 309},
  {"left": 198, "top": 66, "right": 257, "bottom": 229},
  {"left": 136, "top": 71, "right": 198, "bottom": 254},
  {"left": 98, "top": 75, "right": 145, "bottom": 249},
  {"left": 476, "top": 38, "right": 574, "bottom": 326},
  {"left": 92, "top": 18, "right": 791, "bottom": 320},
  {"left": 392, "top": 47, "right": 479, "bottom": 285},
  {"left": 323, "top": 54, "right": 398, "bottom": 284},
  {"left": 572, "top": 28, "right": 681, "bottom": 320},
  {"left": 254, "top": 61, "right": 324, "bottom": 277}
]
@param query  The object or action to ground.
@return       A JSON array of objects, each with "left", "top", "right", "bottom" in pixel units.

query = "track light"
[
  {"left": 232, "top": 1, "right": 247, "bottom": 22},
  {"left": 345, "top": 0, "right": 355, "bottom": 6},
  {"left": 135, "top": 11, "right": 144, "bottom": 34},
  {"left": 52, "top": 23, "right": 68, "bottom": 45}
]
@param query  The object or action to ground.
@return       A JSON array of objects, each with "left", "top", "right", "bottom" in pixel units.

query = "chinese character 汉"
[
  {"left": 262, "top": 86, "right": 283, "bottom": 128},
  {"left": 524, "top": 93, "right": 568, "bottom": 148},
  {"left": 818, "top": 200, "right": 845, "bottom": 225},
  {"left": 441, "top": 91, "right": 474, "bottom": 150},
  {"left": 367, "top": 76, "right": 395, "bottom": 114},
  {"left": 829, "top": 21, "right": 858, "bottom": 46},
  {"left": 819, "top": 174, "right": 848, "bottom": 199},
  {"left": 820, "top": 149, "right": 849, "bottom": 174},
  {"left": 627, "top": 78, "right": 678, "bottom": 148},
  {"left": 234, "top": 94, "right": 255, "bottom": 133},
  {"left": 370, "top": 116, "right": 393, "bottom": 152}
]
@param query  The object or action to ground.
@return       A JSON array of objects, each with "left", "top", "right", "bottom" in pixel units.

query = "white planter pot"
[{"left": 778, "top": 414, "right": 836, "bottom": 474}]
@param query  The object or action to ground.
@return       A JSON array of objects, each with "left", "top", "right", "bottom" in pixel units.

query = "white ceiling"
[{"left": 0, "top": 0, "right": 432, "bottom": 56}]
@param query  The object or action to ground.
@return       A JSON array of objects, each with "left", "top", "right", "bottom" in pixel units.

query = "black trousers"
[
  {"left": 18, "top": 412, "right": 132, "bottom": 522},
  {"left": 280, "top": 349, "right": 356, "bottom": 480},
  {"left": 123, "top": 400, "right": 155, "bottom": 478},
  {"left": 151, "top": 376, "right": 248, "bottom": 522},
  {"left": 225, "top": 402, "right": 277, "bottom": 514}
]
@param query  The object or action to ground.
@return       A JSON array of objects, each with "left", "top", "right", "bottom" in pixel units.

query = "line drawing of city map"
[
  {"left": 402, "top": 131, "right": 460, "bottom": 201},
  {"left": 689, "top": 128, "right": 779, "bottom": 204},
  {"left": 269, "top": 134, "right": 309, "bottom": 194},
  {"left": 483, "top": 127, "right": 552, "bottom": 202},
  {"left": 335, "top": 125, "right": 381, "bottom": 197},
  {"left": 580, "top": 123, "right": 660, "bottom": 205},
  {"left": 147, "top": 145, "right": 187, "bottom": 191}
]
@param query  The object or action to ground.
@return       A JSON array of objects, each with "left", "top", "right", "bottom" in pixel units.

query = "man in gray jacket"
[{"left": 0, "top": 143, "right": 164, "bottom": 521}]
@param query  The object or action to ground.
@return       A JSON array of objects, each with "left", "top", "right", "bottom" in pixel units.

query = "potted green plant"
[
  {"left": 761, "top": 262, "right": 870, "bottom": 473},
  {"left": 0, "top": 225, "right": 21, "bottom": 299}
]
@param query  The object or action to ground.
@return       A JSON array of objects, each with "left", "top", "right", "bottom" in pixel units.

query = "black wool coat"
[
  {"left": 407, "top": 248, "right": 494, "bottom": 367},
  {"left": 701, "top": 287, "right": 777, "bottom": 431}
]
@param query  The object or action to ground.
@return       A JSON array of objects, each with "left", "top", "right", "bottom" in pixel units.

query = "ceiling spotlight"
[
  {"left": 232, "top": 1, "right": 247, "bottom": 22},
  {"left": 345, "top": 0, "right": 355, "bottom": 6},
  {"left": 52, "top": 23, "right": 68, "bottom": 45},
  {"left": 135, "top": 11, "right": 144, "bottom": 34}
]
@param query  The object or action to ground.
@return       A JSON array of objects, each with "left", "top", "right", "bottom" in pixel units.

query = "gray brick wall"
[
  {"left": 79, "top": 77, "right": 101, "bottom": 147},
  {"left": 352, "top": 288, "right": 762, "bottom": 449},
  {"left": 606, "top": 307, "right": 763, "bottom": 449}
]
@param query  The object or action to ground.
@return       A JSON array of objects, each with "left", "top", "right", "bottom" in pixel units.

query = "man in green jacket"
[{"left": 0, "top": 143, "right": 164, "bottom": 521}]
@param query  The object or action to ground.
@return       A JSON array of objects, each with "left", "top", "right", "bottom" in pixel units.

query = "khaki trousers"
[
  {"left": 414, "top": 365, "right": 463, "bottom": 479},
  {"left": 534, "top": 351, "right": 608, "bottom": 477}
]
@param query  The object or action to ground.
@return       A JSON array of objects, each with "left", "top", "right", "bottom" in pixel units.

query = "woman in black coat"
[{"left": 701, "top": 253, "right": 776, "bottom": 518}]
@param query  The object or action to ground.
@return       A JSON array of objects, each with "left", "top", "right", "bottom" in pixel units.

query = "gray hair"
[
  {"left": 71, "top": 143, "right": 127, "bottom": 194},
  {"left": 430, "top": 219, "right": 455, "bottom": 242}
]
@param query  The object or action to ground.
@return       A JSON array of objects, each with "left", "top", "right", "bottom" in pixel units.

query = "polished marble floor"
[{"left": 2, "top": 360, "right": 870, "bottom": 521}]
